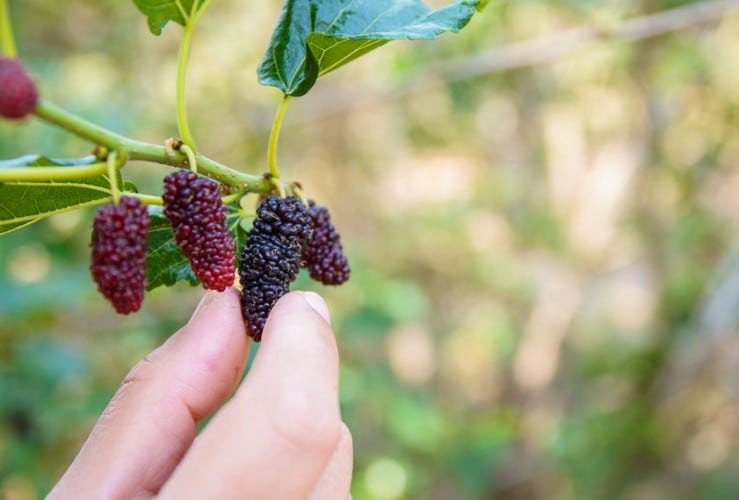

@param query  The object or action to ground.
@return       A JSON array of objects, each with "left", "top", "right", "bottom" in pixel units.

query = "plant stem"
[
  {"left": 180, "top": 144, "right": 198, "bottom": 172},
  {"left": 107, "top": 151, "right": 120, "bottom": 204},
  {"left": 176, "top": 0, "right": 200, "bottom": 151},
  {"left": 0, "top": 163, "right": 108, "bottom": 182},
  {"left": 0, "top": 0, "right": 17, "bottom": 58},
  {"left": 221, "top": 192, "right": 243, "bottom": 205},
  {"left": 32, "top": 99, "right": 276, "bottom": 192},
  {"left": 267, "top": 95, "right": 292, "bottom": 179},
  {"left": 126, "top": 193, "right": 163, "bottom": 206}
]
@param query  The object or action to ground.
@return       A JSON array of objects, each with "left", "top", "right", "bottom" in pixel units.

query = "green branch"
[
  {"left": 0, "top": 0, "right": 17, "bottom": 58},
  {"left": 32, "top": 99, "right": 276, "bottom": 193}
]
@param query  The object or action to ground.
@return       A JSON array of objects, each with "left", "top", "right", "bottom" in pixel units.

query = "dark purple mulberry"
[
  {"left": 302, "top": 200, "right": 350, "bottom": 285},
  {"left": 162, "top": 170, "right": 235, "bottom": 291},
  {"left": 0, "top": 57, "right": 38, "bottom": 120},
  {"left": 238, "top": 196, "right": 312, "bottom": 341},
  {"left": 90, "top": 196, "right": 150, "bottom": 314}
]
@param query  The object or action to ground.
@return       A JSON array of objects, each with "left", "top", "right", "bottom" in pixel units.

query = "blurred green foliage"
[{"left": 2, "top": 0, "right": 739, "bottom": 498}]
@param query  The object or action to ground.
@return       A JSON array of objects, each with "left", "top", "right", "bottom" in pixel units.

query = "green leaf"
[
  {"left": 0, "top": 155, "right": 98, "bottom": 168},
  {"left": 145, "top": 205, "right": 242, "bottom": 290},
  {"left": 258, "top": 0, "right": 481, "bottom": 96},
  {"left": 131, "top": 0, "right": 204, "bottom": 35},
  {"left": 0, "top": 175, "right": 115, "bottom": 235},
  {"left": 146, "top": 208, "right": 198, "bottom": 290}
]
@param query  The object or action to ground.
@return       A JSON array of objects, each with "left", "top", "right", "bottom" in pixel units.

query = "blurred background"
[{"left": 2, "top": 0, "right": 739, "bottom": 498}]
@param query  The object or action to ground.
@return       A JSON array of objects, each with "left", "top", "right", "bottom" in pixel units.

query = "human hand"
[{"left": 47, "top": 289, "right": 352, "bottom": 499}]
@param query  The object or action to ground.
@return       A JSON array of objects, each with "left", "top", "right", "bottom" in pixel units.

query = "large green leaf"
[
  {"left": 258, "top": 0, "right": 481, "bottom": 96},
  {"left": 0, "top": 175, "right": 115, "bottom": 235},
  {"left": 131, "top": 0, "right": 205, "bottom": 35}
]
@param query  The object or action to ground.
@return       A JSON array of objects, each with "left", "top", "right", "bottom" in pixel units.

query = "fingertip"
[
  {"left": 301, "top": 291, "right": 332, "bottom": 324},
  {"left": 188, "top": 287, "right": 243, "bottom": 327},
  {"left": 261, "top": 291, "right": 336, "bottom": 355}
]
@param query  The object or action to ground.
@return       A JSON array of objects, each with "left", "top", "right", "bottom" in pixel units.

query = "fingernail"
[
  {"left": 302, "top": 291, "right": 331, "bottom": 324},
  {"left": 190, "top": 291, "right": 218, "bottom": 320}
]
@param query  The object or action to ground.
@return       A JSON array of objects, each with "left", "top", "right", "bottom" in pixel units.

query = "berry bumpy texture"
[
  {"left": 162, "top": 170, "right": 236, "bottom": 291},
  {"left": 239, "top": 196, "right": 312, "bottom": 341},
  {"left": 90, "top": 196, "right": 150, "bottom": 314},
  {"left": 302, "top": 200, "right": 350, "bottom": 285},
  {"left": 0, "top": 57, "right": 38, "bottom": 120}
]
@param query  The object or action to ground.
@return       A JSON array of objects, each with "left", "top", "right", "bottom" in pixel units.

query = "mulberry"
[
  {"left": 239, "top": 196, "right": 312, "bottom": 341},
  {"left": 0, "top": 57, "right": 38, "bottom": 120},
  {"left": 90, "top": 196, "right": 150, "bottom": 314},
  {"left": 302, "top": 200, "right": 350, "bottom": 285},
  {"left": 162, "top": 170, "right": 235, "bottom": 291}
]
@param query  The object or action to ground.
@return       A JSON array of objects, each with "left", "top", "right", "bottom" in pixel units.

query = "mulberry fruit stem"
[
  {"left": 0, "top": 0, "right": 16, "bottom": 58},
  {"left": 106, "top": 150, "right": 121, "bottom": 205},
  {"left": 267, "top": 95, "right": 292, "bottom": 179},
  {"left": 179, "top": 143, "right": 198, "bottom": 172},
  {"left": 31, "top": 99, "right": 278, "bottom": 193},
  {"left": 126, "top": 193, "right": 163, "bottom": 206},
  {"left": 290, "top": 183, "right": 309, "bottom": 205}
]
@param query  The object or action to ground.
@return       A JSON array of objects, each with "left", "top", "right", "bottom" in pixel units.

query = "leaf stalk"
[
  {"left": 176, "top": 5, "right": 198, "bottom": 151},
  {"left": 268, "top": 95, "right": 292, "bottom": 179}
]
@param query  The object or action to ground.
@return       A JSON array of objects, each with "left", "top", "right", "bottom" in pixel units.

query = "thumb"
[{"left": 158, "top": 291, "right": 342, "bottom": 499}]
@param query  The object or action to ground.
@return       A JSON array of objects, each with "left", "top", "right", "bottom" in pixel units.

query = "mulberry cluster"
[
  {"left": 163, "top": 170, "right": 235, "bottom": 291},
  {"left": 239, "top": 196, "right": 312, "bottom": 341},
  {"left": 302, "top": 200, "right": 350, "bottom": 285},
  {"left": 0, "top": 57, "right": 38, "bottom": 120},
  {"left": 90, "top": 196, "right": 150, "bottom": 314}
]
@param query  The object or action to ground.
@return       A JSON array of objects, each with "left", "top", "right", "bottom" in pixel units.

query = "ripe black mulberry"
[
  {"left": 239, "top": 196, "right": 312, "bottom": 341},
  {"left": 302, "top": 200, "right": 350, "bottom": 285},
  {"left": 0, "top": 57, "right": 38, "bottom": 120},
  {"left": 162, "top": 170, "right": 235, "bottom": 291},
  {"left": 90, "top": 196, "right": 150, "bottom": 314}
]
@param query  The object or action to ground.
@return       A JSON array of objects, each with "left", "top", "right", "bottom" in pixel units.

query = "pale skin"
[{"left": 47, "top": 289, "right": 353, "bottom": 499}]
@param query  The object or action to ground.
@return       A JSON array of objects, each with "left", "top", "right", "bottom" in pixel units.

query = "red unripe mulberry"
[
  {"left": 0, "top": 57, "right": 38, "bottom": 120},
  {"left": 90, "top": 197, "right": 150, "bottom": 314},
  {"left": 162, "top": 170, "right": 236, "bottom": 291}
]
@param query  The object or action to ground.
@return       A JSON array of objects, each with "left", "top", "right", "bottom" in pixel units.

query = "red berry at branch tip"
[{"left": 0, "top": 57, "right": 38, "bottom": 120}]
